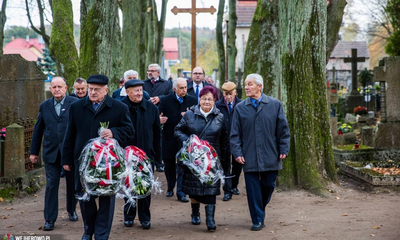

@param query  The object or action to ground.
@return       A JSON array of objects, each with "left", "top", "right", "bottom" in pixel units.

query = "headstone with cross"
[
  {"left": 343, "top": 48, "right": 365, "bottom": 113},
  {"left": 171, "top": 0, "right": 216, "bottom": 71},
  {"left": 235, "top": 68, "right": 243, "bottom": 99}
]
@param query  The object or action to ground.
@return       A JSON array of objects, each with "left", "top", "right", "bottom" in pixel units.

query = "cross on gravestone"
[
  {"left": 343, "top": 48, "right": 365, "bottom": 95},
  {"left": 171, "top": 0, "right": 216, "bottom": 71}
]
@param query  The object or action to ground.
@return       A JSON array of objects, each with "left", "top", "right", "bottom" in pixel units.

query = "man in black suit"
[
  {"left": 215, "top": 82, "right": 242, "bottom": 201},
  {"left": 187, "top": 67, "right": 211, "bottom": 101},
  {"left": 29, "top": 76, "right": 79, "bottom": 231},
  {"left": 143, "top": 63, "right": 173, "bottom": 105},
  {"left": 62, "top": 74, "right": 134, "bottom": 240},
  {"left": 121, "top": 79, "right": 162, "bottom": 229},
  {"left": 158, "top": 78, "right": 197, "bottom": 203}
]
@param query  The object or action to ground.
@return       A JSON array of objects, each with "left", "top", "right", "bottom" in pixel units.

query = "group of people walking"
[{"left": 29, "top": 63, "right": 290, "bottom": 240}]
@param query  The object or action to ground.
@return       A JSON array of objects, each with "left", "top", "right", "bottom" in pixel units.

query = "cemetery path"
[{"left": 1, "top": 173, "right": 399, "bottom": 240}]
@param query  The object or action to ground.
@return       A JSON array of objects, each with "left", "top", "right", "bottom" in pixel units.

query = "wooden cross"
[
  {"left": 171, "top": 0, "right": 216, "bottom": 71},
  {"left": 343, "top": 48, "right": 365, "bottom": 95}
]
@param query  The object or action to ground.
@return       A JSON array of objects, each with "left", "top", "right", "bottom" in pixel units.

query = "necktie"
[
  {"left": 195, "top": 85, "right": 199, "bottom": 99},
  {"left": 254, "top": 100, "right": 259, "bottom": 108},
  {"left": 93, "top": 103, "right": 99, "bottom": 111},
  {"left": 152, "top": 79, "right": 155, "bottom": 85},
  {"left": 178, "top": 97, "right": 183, "bottom": 104},
  {"left": 55, "top": 102, "right": 61, "bottom": 116},
  {"left": 228, "top": 102, "right": 232, "bottom": 112}
]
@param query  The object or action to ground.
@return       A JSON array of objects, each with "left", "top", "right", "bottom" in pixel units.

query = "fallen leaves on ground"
[
  {"left": 370, "top": 167, "right": 400, "bottom": 175},
  {"left": 0, "top": 197, "right": 3, "bottom": 202},
  {"left": 38, "top": 226, "right": 43, "bottom": 230},
  {"left": 342, "top": 213, "right": 348, "bottom": 216},
  {"left": 7, "top": 225, "right": 13, "bottom": 228},
  {"left": 373, "top": 225, "right": 381, "bottom": 229},
  {"left": 1, "top": 216, "right": 7, "bottom": 219}
]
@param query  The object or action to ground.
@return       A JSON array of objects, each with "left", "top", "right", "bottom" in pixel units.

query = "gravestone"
[
  {"left": 0, "top": 54, "right": 46, "bottom": 127},
  {"left": 344, "top": 49, "right": 365, "bottom": 114},
  {"left": 361, "top": 127, "right": 373, "bottom": 147},
  {"left": 373, "top": 56, "right": 400, "bottom": 150}
]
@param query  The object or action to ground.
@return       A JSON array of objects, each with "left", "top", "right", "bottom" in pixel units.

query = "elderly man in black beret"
[
  {"left": 62, "top": 74, "right": 134, "bottom": 240},
  {"left": 121, "top": 79, "right": 161, "bottom": 230}
]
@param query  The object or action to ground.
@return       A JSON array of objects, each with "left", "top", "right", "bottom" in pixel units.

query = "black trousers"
[
  {"left": 43, "top": 151, "right": 77, "bottom": 222},
  {"left": 222, "top": 156, "right": 233, "bottom": 194},
  {"left": 80, "top": 195, "right": 115, "bottom": 240},
  {"left": 124, "top": 195, "right": 151, "bottom": 222},
  {"left": 164, "top": 158, "right": 185, "bottom": 198},
  {"left": 231, "top": 157, "right": 243, "bottom": 189}
]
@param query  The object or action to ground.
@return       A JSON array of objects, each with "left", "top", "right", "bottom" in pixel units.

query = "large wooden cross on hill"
[{"left": 171, "top": 0, "right": 216, "bottom": 71}]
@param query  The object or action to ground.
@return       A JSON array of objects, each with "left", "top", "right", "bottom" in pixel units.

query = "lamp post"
[{"left": 223, "top": 11, "right": 229, "bottom": 83}]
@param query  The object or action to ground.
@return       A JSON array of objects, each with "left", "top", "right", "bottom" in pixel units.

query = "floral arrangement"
[
  {"left": 338, "top": 123, "right": 353, "bottom": 134},
  {"left": 177, "top": 134, "right": 224, "bottom": 185},
  {"left": 78, "top": 122, "right": 127, "bottom": 198},
  {"left": 117, "top": 146, "right": 162, "bottom": 207},
  {"left": 354, "top": 106, "right": 368, "bottom": 116}
]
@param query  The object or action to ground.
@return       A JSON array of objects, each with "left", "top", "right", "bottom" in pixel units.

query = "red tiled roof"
[
  {"left": 236, "top": 0, "right": 257, "bottom": 27},
  {"left": 3, "top": 48, "right": 40, "bottom": 61},
  {"left": 4, "top": 38, "right": 44, "bottom": 52},
  {"left": 330, "top": 41, "right": 370, "bottom": 58},
  {"left": 163, "top": 37, "right": 178, "bottom": 52}
]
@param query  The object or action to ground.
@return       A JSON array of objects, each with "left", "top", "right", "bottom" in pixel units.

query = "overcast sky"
[{"left": 5, "top": 0, "right": 222, "bottom": 30}]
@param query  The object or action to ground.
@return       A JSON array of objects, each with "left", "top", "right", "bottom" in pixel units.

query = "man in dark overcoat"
[
  {"left": 70, "top": 77, "right": 88, "bottom": 99},
  {"left": 143, "top": 63, "right": 173, "bottom": 105},
  {"left": 215, "top": 81, "right": 242, "bottom": 202},
  {"left": 158, "top": 78, "right": 197, "bottom": 202},
  {"left": 230, "top": 73, "right": 290, "bottom": 231},
  {"left": 121, "top": 79, "right": 162, "bottom": 230},
  {"left": 30, "top": 76, "right": 78, "bottom": 231},
  {"left": 62, "top": 74, "right": 134, "bottom": 240}
]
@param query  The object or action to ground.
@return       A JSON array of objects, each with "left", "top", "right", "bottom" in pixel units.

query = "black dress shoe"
[
  {"left": 43, "top": 221, "right": 54, "bottom": 231},
  {"left": 81, "top": 234, "right": 92, "bottom": 240},
  {"left": 222, "top": 193, "right": 232, "bottom": 201},
  {"left": 178, "top": 196, "right": 189, "bottom": 202},
  {"left": 156, "top": 166, "right": 164, "bottom": 172},
  {"left": 141, "top": 221, "right": 151, "bottom": 229},
  {"left": 232, "top": 188, "right": 240, "bottom": 195},
  {"left": 124, "top": 220, "right": 133, "bottom": 227},
  {"left": 68, "top": 211, "right": 78, "bottom": 221},
  {"left": 166, "top": 191, "right": 174, "bottom": 197},
  {"left": 251, "top": 222, "right": 264, "bottom": 231}
]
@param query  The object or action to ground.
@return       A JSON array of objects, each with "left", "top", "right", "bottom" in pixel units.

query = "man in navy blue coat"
[
  {"left": 30, "top": 76, "right": 79, "bottom": 231},
  {"left": 121, "top": 79, "right": 161, "bottom": 229},
  {"left": 158, "top": 78, "right": 197, "bottom": 202},
  {"left": 230, "top": 73, "right": 290, "bottom": 231},
  {"left": 215, "top": 82, "right": 242, "bottom": 202},
  {"left": 62, "top": 74, "right": 134, "bottom": 240}
]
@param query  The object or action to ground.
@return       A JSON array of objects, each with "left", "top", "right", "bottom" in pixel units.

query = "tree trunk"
[
  {"left": 279, "top": 0, "right": 336, "bottom": 194},
  {"left": 216, "top": 0, "right": 225, "bottom": 87},
  {"left": 228, "top": 0, "right": 237, "bottom": 83},
  {"left": 80, "top": 0, "right": 122, "bottom": 86},
  {"left": 243, "top": 0, "right": 280, "bottom": 99},
  {"left": 50, "top": 0, "right": 78, "bottom": 86},
  {"left": 0, "top": 0, "right": 7, "bottom": 56},
  {"left": 326, "top": 0, "right": 347, "bottom": 63},
  {"left": 155, "top": 0, "right": 168, "bottom": 64},
  {"left": 146, "top": 0, "right": 156, "bottom": 67}
]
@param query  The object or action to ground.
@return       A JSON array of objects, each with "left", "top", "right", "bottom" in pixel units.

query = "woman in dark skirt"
[{"left": 174, "top": 86, "right": 229, "bottom": 231}]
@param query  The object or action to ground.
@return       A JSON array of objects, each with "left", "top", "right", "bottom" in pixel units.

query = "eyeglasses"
[
  {"left": 88, "top": 87, "right": 104, "bottom": 93},
  {"left": 192, "top": 72, "right": 203, "bottom": 75},
  {"left": 147, "top": 70, "right": 157, "bottom": 73},
  {"left": 200, "top": 98, "right": 214, "bottom": 102}
]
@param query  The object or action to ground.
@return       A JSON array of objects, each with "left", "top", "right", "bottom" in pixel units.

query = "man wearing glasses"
[
  {"left": 187, "top": 67, "right": 212, "bottom": 102},
  {"left": 143, "top": 63, "right": 173, "bottom": 105}
]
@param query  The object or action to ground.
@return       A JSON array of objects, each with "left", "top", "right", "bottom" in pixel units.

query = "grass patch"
[
  {"left": 0, "top": 187, "right": 19, "bottom": 202},
  {"left": 335, "top": 144, "right": 374, "bottom": 150}
]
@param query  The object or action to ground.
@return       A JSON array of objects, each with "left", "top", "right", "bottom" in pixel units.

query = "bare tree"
[
  {"left": 216, "top": 0, "right": 225, "bottom": 87},
  {"left": 24, "top": 0, "right": 51, "bottom": 47}
]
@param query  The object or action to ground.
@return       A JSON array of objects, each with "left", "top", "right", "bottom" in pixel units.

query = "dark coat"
[
  {"left": 215, "top": 96, "right": 242, "bottom": 134},
  {"left": 112, "top": 87, "right": 150, "bottom": 101},
  {"left": 174, "top": 105, "right": 229, "bottom": 196},
  {"left": 187, "top": 81, "right": 210, "bottom": 100},
  {"left": 121, "top": 97, "right": 162, "bottom": 166},
  {"left": 158, "top": 93, "right": 198, "bottom": 159},
  {"left": 230, "top": 94, "right": 290, "bottom": 172},
  {"left": 143, "top": 77, "right": 173, "bottom": 98},
  {"left": 61, "top": 94, "right": 134, "bottom": 191},
  {"left": 30, "top": 96, "right": 78, "bottom": 163}
]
